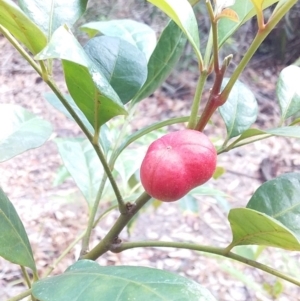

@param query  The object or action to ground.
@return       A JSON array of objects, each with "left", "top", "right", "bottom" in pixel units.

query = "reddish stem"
[{"left": 195, "top": 65, "right": 227, "bottom": 132}]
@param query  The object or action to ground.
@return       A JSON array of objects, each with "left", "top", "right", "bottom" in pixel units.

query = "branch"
[
  {"left": 112, "top": 241, "right": 300, "bottom": 287},
  {"left": 83, "top": 192, "right": 152, "bottom": 260}
]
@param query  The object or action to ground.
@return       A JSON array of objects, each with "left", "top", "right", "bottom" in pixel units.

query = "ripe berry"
[{"left": 140, "top": 130, "right": 217, "bottom": 202}]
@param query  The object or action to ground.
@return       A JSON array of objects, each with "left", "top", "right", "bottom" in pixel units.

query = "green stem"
[
  {"left": 81, "top": 174, "right": 108, "bottom": 255},
  {"left": 113, "top": 116, "right": 190, "bottom": 162},
  {"left": 44, "top": 231, "right": 86, "bottom": 277},
  {"left": 112, "top": 241, "right": 300, "bottom": 286},
  {"left": 83, "top": 192, "right": 152, "bottom": 260},
  {"left": 7, "top": 289, "right": 32, "bottom": 301},
  {"left": 0, "top": 25, "right": 42, "bottom": 75},
  {"left": 218, "top": 134, "right": 272, "bottom": 154},
  {"left": 81, "top": 106, "right": 139, "bottom": 254},
  {"left": 221, "top": 0, "right": 296, "bottom": 102},
  {"left": 32, "top": 271, "right": 39, "bottom": 282},
  {"left": 46, "top": 82, "right": 126, "bottom": 216},
  {"left": 39, "top": 60, "right": 49, "bottom": 81},
  {"left": 290, "top": 118, "right": 300, "bottom": 126},
  {"left": 203, "top": 27, "right": 213, "bottom": 69},
  {"left": 1, "top": 23, "right": 125, "bottom": 217},
  {"left": 20, "top": 266, "right": 31, "bottom": 289},
  {"left": 93, "top": 204, "right": 119, "bottom": 227},
  {"left": 93, "top": 90, "right": 100, "bottom": 145},
  {"left": 108, "top": 105, "right": 137, "bottom": 168},
  {"left": 187, "top": 71, "right": 208, "bottom": 129},
  {"left": 93, "top": 142, "right": 127, "bottom": 214},
  {"left": 206, "top": 1, "right": 219, "bottom": 72}
]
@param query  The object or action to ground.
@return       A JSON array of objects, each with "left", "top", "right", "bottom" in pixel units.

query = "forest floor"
[{"left": 1, "top": 8, "right": 300, "bottom": 301}]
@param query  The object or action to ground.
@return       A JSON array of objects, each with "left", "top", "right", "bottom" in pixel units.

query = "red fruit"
[{"left": 140, "top": 130, "right": 217, "bottom": 202}]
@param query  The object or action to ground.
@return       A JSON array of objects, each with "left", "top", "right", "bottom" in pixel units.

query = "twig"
[
  {"left": 111, "top": 241, "right": 300, "bottom": 287},
  {"left": 83, "top": 192, "right": 152, "bottom": 260}
]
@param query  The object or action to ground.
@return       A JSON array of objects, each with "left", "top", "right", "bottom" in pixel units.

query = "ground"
[{"left": 1, "top": 16, "right": 300, "bottom": 301}]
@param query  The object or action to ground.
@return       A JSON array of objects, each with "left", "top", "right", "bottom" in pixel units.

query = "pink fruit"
[{"left": 140, "top": 130, "right": 217, "bottom": 202}]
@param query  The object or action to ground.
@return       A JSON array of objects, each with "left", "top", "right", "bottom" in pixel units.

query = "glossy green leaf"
[
  {"left": 219, "top": 79, "right": 258, "bottom": 139},
  {"left": 276, "top": 65, "right": 300, "bottom": 121},
  {"left": 218, "top": 0, "right": 279, "bottom": 48},
  {"left": 35, "top": 26, "right": 127, "bottom": 129},
  {"left": 0, "top": 0, "right": 47, "bottom": 54},
  {"left": 18, "top": 0, "right": 88, "bottom": 37},
  {"left": 44, "top": 93, "right": 111, "bottom": 154},
  {"left": 148, "top": 0, "right": 202, "bottom": 63},
  {"left": 228, "top": 208, "right": 300, "bottom": 250},
  {"left": 32, "top": 260, "right": 217, "bottom": 301},
  {"left": 0, "top": 187, "right": 36, "bottom": 271},
  {"left": 84, "top": 36, "right": 148, "bottom": 104},
  {"left": 63, "top": 61, "right": 127, "bottom": 128},
  {"left": 81, "top": 19, "right": 156, "bottom": 61},
  {"left": 0, "top": 104, "right": 52, "bottom": 162},
  {"left": 247, "top": 173, "right": 300, "bottom": 239},
  {"left": 55, "top": 138, "right": 103, "bottom": 209},
  {"left": 133, "top": 21, "right": 186, "bottom": 103}
]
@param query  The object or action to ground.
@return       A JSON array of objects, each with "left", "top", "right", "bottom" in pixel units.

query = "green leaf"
[
  {"left": 228, "top": 126, "right": 300, "bottom": 149},
  {"left": 0, "top": 187, "right": 36, "bottom": 271},
  {"left": 219, "top": 79, "right": 258, "bottom": 139},
  {"left": 133, "top": 21, "right": 186, "bottom": 103},
  {"left": 44, "top": 93, "right": 92, "bottom": 130},
  {"left": 276, "top": 65, "right": 300, "bottom": 121},
  {"left": 84, "top": 36, "right": 148, "bottom": 104},
  {"left": 53, "top": 165, "right": 71, "bottom": 187},
  {"left": 35, "top": 26, "right": 127, "bottom": 129},
  {"left": 212, "top": 166, "right": 226, "bottom": 179},
  {"left": 219, "top": 261, "right": 266, "bottom": 294},
  {"left": 18, "top": 0, "right": 88, "bottom": 37},
  {"left": 114, "top": 148, "right": 145, "bottom": 191},
  {"left": 55, "top": 138, "right": 103, "bottom": 209},
  {"left": 232, "top": 245, "right": 264, "bottom": 261},
  {"left": 228, "top": 208, "right": 300, "bottom": 250},
  {"left": 32, "top": 260, "right": 217, "bottom": 301},
  {"left": 44, "top": 93, "right": 111, "bottom": 154},
  {"left": 179, "top": 195, "right": 199, "bottom": 213},
  {"left": 247, "top": 173, "right": 300, "bottom": 240},
  {"left": 266, "top": 126, "right": 300, "bottom": 137},
  {"left": 0, "top": 0, "right": 47, "bottom": 54},
  {"left": 191, "top": 185, "right": 228, "bottom": 198},
  {"left": 148, "top": 0, "right": 202, "bottom": 64},
  {"left": 0, "top": 104, "right": 52, "bottom": 162},
  {"left": 191, "top": 185, "right": 230, "bottom": 212},
  {"left": 81, "top": 19, "right": 156, "bottom": 61},
  {"left": 63, "top": 61, "right": 127, "bottom": 128},
  {"left": 218, "top": 0, "right": 279, "bottom": 48}
]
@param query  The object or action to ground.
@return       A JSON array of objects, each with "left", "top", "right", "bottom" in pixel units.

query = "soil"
[{"left": 1, "top": 15, "right": 300, "bottom": 301}]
